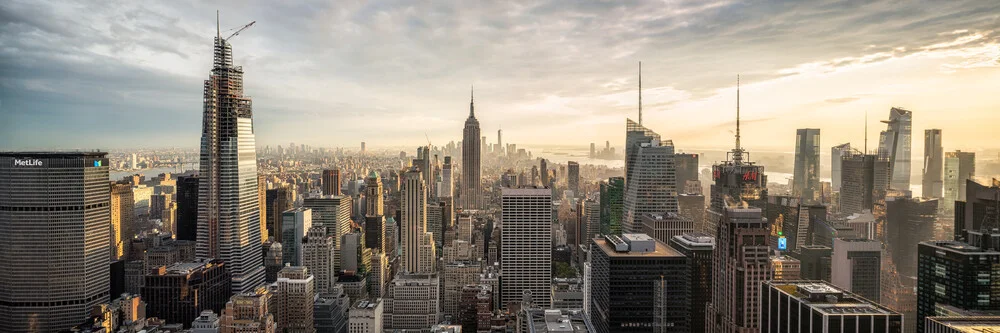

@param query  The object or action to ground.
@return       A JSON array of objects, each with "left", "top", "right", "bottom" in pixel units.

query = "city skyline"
[{"left": 3, "top": 1, "right": 1000, "bottom": 153}]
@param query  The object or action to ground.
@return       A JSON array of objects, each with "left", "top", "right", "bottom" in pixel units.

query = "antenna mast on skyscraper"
[
  {"left": 736, "top": 74, "right": 741, "bottom": 152},
  {"left": 865, "top": 110, "right": 868, "bottom": 154},
  {"left": 638, "top": 61, "right": 642, "bottom": 126}
]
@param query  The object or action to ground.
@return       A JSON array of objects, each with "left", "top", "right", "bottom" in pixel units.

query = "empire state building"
[
  {"left": 462, "top": 88, "right": 482, "bottom": 209},
  {"left": 196, "top": 19, "right": 266, "bottom": 293}
]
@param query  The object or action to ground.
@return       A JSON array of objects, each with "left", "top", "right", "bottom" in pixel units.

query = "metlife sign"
[{"left": 13, "top": 159, "right": 43, "bottom": 167}]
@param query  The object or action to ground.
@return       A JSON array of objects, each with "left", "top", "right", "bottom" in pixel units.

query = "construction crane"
[{"left": 226, "top": 21, "right": 255, "bottom": 41}]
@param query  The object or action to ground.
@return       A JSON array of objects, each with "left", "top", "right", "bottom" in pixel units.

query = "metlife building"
[{"left": 0, "top": 152, "right": 111, "bottom": 332}]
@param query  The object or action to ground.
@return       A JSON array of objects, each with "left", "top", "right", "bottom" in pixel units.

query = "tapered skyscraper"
[
  {"left": 196, "top": 17, "right": 266, "bottom": 294},
  {"left": 879, "top": 107, "right": 912, "bottom": 191},
  {"left": 462, "top": 87, "right": 482, "bottom": 209}
]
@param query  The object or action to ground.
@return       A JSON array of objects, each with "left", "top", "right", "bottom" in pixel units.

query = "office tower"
[
  {"left": 258, "top": 175, "right": 268, "bottom": 243},
  {"left": 177, "top": 175, "right": 200, "bottom": 241},
  {"left": 584, "top": 197, "right": 601, "bottom": 240},
  {"left": 954, "top": 179, "right": 1000, "bottom": 239},
  {"left": 220, "top": 287, "right": 277, "bottom": 333},
  {"left": 832, "top": 143, "right": 852, "bottom": 192},
  {"left": 878, "top": 107, "right": 913, "bottom": 191},
  {"left": 401, "top": 167, "right": 437, "bottom": 274},
  {"left": 674, "top": 153, "right": 699, "bottom": 193},
  {"left": 840, "top": 151, "right": 892, "bottom": 215},
  {"left": 272, "top": 266, "right": 315, "bottom": 333},
  {"left": 623, "top": 120, "right": 679, "bottom": 233},
  {"left": 639, "top": 212, "right": 694, "bottom": 245},
  {"left": 943, "top": 150, "right": 976, "bottom": 214},
  {"left": 669, "top": 232, "right": 714, "bottom": 333},
  {"left": 364, "top": 171, "right": 385, "bottom": 251},
  {"left": 111, "top": 182, "right": 136, "bottom": 260},
  {"left": 591, "top": 234, "right": 689, "bottom": 332},
  {"left": 132, "top": 184, "right": 152, "bottom": 217},
  {"left": 196, "top": 25, "right": 265, "bottom": 294},
  {"left": 384, "top": 273, "right": 441, "bottom": 330},
  {"left": 304, "top": 195, "right": 353, "bottom": 271},
  {"left": 440, "top": 156, "right": 454, "bottom": 198},
  {"left": 143, "top": 260, "right": 232, "bottom": 328},
  {"left": 349, "top": 299, "right": 383, "bottom": 333},
  {"left": 265, "top": 186, "right": 293, "bottom": 242},
  {"left": 531, "top": 166, "right": 540, "bottom": 186},
  {"left": 794, "top": 245, "right": 832, "bottom": 281},
  {"left": 428, "top": 202, "right": 444, "bottom": 247},
  {"left": 281, "top": 208, "right": 313, "bottom": 266},
  {"left": 322, "top": 169, "right": 342, "bottom": 196},
  {"left": 315, "top": 288, "right": 350, "bottom": 333},
  {"left": 885, "top": 195, "right": 937, "bottom": 278},
  {"left": 770, "top": 255, "right": 801, "bottom": 280},
  {"left": 600, "top": 177, "right": 625, "bottom": 235},
  {"left": 706, "top": 206, "right": 771, "bottom": 333},
  {"left": 761, "top": 281, "right": 903, "bottom": 333},
  {"left": 500, "top": 187, "right": 553, "bottom": 309},
  {"left": 0, "top": 152, "right": 111, "bottom": 332},
  {"left": 302, "top": 226, "right": 335, "bottom": 295},
  {"left": 264, "top": 242, "right": 283, "bottom": 283},
  {"left": 462, "top": 88, "right": 482, "bottom": 210},
  {"left": 443, "top": 261, "right": 482, "bottom": 319},
  {"left": 341, "top": 232, "right": 370, "bottom": 275},
  {"left": 922, "top": 129, "right": 944, "bottom": 198},
  {"left": 369, "top": 251, "right": 389, "bottom": 299},
  {"left": 793, "top": 128, "right": 822, "bottom": 203},
  {"left": 460, "top": 285, "right": 493, "bottom": 332},
  {"left": 831, "top": 238, "right": 881, "bottom": 302},
  {"left": 917, "top": 234, "right": 1000, "bottom": 333},
  {"left": 568, "top": 161, "right": 580, "bottom": 197},
  {"left": 540, "top": 158, "right": 549, "bottom": 187},
  {"left": 676, "top": 193, "right": 706, "bottom": 234}
]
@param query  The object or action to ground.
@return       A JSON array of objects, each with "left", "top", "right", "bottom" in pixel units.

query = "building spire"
[
  {"left": 470, "top": 84, "right": 475, "bottom": 118},
  {"left": 216, "top": 10, "right": 220, "bottom": 43},
  {"left": 638, "top": 61, "right": 642, "bottom": 126},
  {"left": 736, "top": 74, "right": 741, "bottom": 151},
  {"left": 864, "top": 110, "right": 868, "bottom": 154}
]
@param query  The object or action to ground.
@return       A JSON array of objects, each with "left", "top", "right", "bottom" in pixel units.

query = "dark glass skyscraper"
[
  {"left": 885, "top": 195, "right": 937, "bottom": 278},
  {"left": 839, "top": 152, "right": 892, "bottom": 215},
  {"left": 461, "top": 88, "right": 482, "bottom": 210},
  {"left": 322, "top": 169, "right": 341, "bottom": 196},
  {"left": 669, "top": 233, "right": 714, "bottom": 333},
  {"left": 599, "top": 177, "right": 624, "bottom": 235},
  {"left": 266, "top": 185, "right": 293, "bottom": 242},
  {"left": 176, "top": 175, "right": 199, "bottom": 241},
  {"left": 792, "top": 128, "right": 821, "bottom": 203},
  {"left": 196, "top": 25, "right": 266, "bottom": 293},
  {"left": 917, "top": 233, "right": 1000, "bottom": 333},
  {"left": 623, "top": 119, "right": 679, "bottom": 233},
  {"left": 0, "top": 152, "right": 111, "bottom": 333}
]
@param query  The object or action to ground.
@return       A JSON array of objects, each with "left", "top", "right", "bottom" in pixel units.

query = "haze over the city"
[{"left": 2, "top": 0, "right": 999, "bottom": 153}]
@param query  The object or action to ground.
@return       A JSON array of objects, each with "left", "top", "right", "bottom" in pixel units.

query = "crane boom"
[{"left": 226, "top": 21, "right": 255, "bottom": 41}]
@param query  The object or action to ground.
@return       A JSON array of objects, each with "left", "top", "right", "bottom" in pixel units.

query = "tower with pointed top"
[
  {"left": 197, "top": 14, "right": 266, "bottom": 294},
  {"left": 461, "top": 86, "right": 482, "bottom": 210}
]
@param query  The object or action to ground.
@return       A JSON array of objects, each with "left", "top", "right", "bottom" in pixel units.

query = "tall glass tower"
[
  {"left": 792, "top": 128, "right": 821, "bottom": 203},
  {"left": 197, "top": 22, "right": 265, "bottom": 293},
  {"left": 879, "top": 107, "right": 912, "bottom": 192}
]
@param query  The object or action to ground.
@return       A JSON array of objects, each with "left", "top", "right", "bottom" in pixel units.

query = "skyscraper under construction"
[{"left": 196, "top": 16, "right": 266, "bottom": 294}]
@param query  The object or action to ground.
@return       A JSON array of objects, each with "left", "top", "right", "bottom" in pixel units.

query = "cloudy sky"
[{"left": 2, "top": 0, "right": 999, "bottom": 153}]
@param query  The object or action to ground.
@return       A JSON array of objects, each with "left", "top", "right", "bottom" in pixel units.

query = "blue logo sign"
[
  {"left": 777, "top": 236, "right": 787, "bottom": 251},
  {"left": 93, "top": 160, "right": 101, "bottom": 167}
]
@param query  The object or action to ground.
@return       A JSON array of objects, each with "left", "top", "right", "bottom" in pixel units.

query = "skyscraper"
[
  {"left": 281, "top": 208, "right": 313, "bottom": 266},
  {"left": 917, "top": 233, "right": 1000, "bottom": 333},
  {"left": 622, "top": 120, "right": 679, "bottom": 233},
  {"left": 567, "top": 161, "right": 580, "bottom": 197},
  {"left": 668, "top": 232, "right": 714, "bottom": 333},
  {"left": 954, "top": 179, "right": 1000, "bottom": 239},
  {"left": 839, "top": 152, "right": 892, "bottom": 215},
  {"left": 943, "top": 150, "right": 976, "bottom": 214},
  {"left": 272, "top": 266, "right": 315, "bottom": 333},
  {"left": 111, "top": 182, "right": 136, "bottom": 260},
  {"left": 220, "top": 287, "right": 277, "bottom": 333},
  {"left": 831, "top": 238, "right": 882, "bottom": 303},
  {"left": 599, "top": 177, "right": 625, "bottom": 235},
  {"left": 540, "top": 158, "right": 549, "bottom": 188},
  {"left": 302, "top": 226, "right": 336, "bottom": 295},
  {"left": 177, "top": 175, "right": 200, "bottom": 241},
  {"left": 196, "top": 21, "right": 266, "bottom": 294},
  {"left": 705, "top": 206, "right": 771, "bottom": 333},
  {"left": 440, "top": 156, "right": 454, "bottom": 198},
  {"left": 265, "top": 185, "right": 292, "bottom": 242},
  {"left": 500, "top": 187, "right": 553, "bottom": 309},
  {"left": 402, "top": 166, "right": 436, "bottom": 274},
  {"left": 591, "top": 234, "right": 690, "bottom": 333},
  {"left": 383, "top": 273, "right": 440, "bottom": 330},
  {"left": 885, "top": 195, "right": 937, "bottom": 278},
  {"left": 0, "top": 152, "right": 111, "bottom": 332},
  {"left": 304, "top": 195, "right": 353, "bottom": 271},
  {"left": 365, "top": 171, "right": 386, "bottom": 252},
  {"left": 322, "top": 169, "right": 341, "bottom": 196},
  {"left": 674, "top": 153, "right": 699, "bottom": 193},
  {"left": 143, "top": 260, "right": 232, "bottom": 328},
  {"left": 792, "top": 128, "right": 821, "bottom": 203},
  {"left": 462, "top": 87, "right": 482, "bottom": 210},
  {"left": 923, "top": 129, "right": 944, "bottom": 198},
  {"left": 831, "top": 143, "right": 851, "bottom": 193},
  {"left": 878, "top": 107, "right": 913, "bottom": 191}
]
